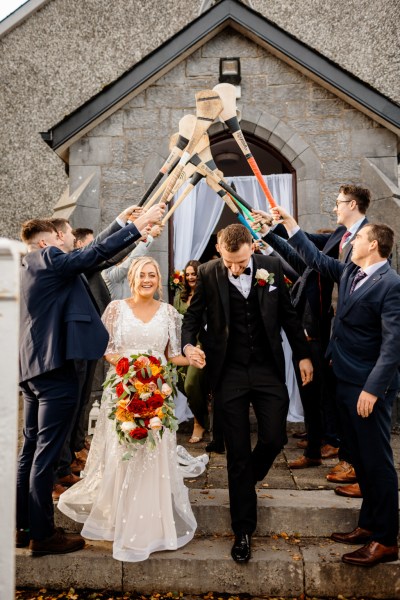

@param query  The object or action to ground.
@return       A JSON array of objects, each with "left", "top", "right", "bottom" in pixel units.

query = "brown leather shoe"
[
  {"left": 57, "top": 473, "right": 81, "bottom": 487},
  {"left": 320, "top": 444, "right": 339, "bottom": 459},
  {"left": 331, "top": 527, "right": 372, "bottom": 545},
  {"left": 342, "top": 541, "right": 398, "bottom": 567},
  {"left": 296, "top": 440, "right": 308, "bottom": 449},
  {"left": 289, "top": 456, "right": 322, "bottom": 469},
  {"left": 16, "top": 529, "right": 30, "bottom": 548},
  {"left": 335, "top": 483, "right": 362, "bottom": 498},
  {"left": 327, "top": 460, "right": 352, "bottom": 474},
  {"left": 70, "top": 458, "right": 85, "bottom": 474},
  {"left": 326, "top": 461, "right": 357, "bottom": 483},
  {"left": 29, "top": 527, "right": 85, "bottom": 556},
  {"left": 52, "top": 483, "right": 68, "bottom": 500}
]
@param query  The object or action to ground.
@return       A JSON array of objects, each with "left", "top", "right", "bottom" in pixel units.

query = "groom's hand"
[
  {"left": 299, "top": 358, "right": 313, "bottom": 386},
  {"left": 184, "top": 344, "right": 206, "bottom": 369}
]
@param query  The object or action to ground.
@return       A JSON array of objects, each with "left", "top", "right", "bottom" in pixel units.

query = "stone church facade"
[{"left": 1, "top": 0, "right": 399, "bottom": 276}]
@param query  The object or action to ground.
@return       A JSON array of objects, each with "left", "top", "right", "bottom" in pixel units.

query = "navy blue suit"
[
  {"left": 17, "top": 222, "right": 141, "bottom": 541},
  {"left": 288, "top": 228, "right": 400, "bottom": 545}
]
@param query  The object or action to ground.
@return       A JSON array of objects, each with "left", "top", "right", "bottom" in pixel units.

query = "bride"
[{"left": 58, "top": 257, "right": 198, "bottom": 562}]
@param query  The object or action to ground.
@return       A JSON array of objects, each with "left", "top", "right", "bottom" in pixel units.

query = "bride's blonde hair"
[{"left": 127, "top": 256, "right": 163, "bottom": 300}]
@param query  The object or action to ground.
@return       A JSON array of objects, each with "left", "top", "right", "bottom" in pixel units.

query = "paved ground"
[{"left": 177, "top": 418, "right": 400, "bottom": 493}]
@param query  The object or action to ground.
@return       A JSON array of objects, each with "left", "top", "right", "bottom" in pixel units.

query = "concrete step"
[
  {"left": 16, "top": 536, "right": 400, "bottom": 598},
  {"left": 55, "top": 488, "right": 361, "bottom": 538}
]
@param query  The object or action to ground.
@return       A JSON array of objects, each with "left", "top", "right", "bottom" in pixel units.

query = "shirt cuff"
[
  {"left": 287, "top": 224, "right": 300, "bottom": 238},
  {"left": 263, "top": 245, "right": 274, "bottom": 256},
  {"left": 116, "top": 217, "right": 126, "bottom": 228}
]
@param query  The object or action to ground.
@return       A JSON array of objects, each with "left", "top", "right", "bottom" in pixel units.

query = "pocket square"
[{"left": 269, "top": 285, "right": 277, "bottom": 292}]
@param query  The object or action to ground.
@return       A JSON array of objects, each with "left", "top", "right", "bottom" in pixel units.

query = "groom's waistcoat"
[{"left": 226, "top": 280, "right": 272, "bottom": 366}]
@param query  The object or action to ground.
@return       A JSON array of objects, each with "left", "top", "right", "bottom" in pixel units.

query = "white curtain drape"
[
  {"left": 173, "top": 173, "right": 293, "bottom": 269},
  {"left": 171, "top": 172, "right": 303, "bottom": 422}
]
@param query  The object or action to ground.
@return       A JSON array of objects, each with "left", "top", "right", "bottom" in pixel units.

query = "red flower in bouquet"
[
  {"left": 116, "top": 357, "right": 130, "bottom": 376},
  {"left": 129, "top": 427, "right": 148, "bottom": 440},
  {"left": 127, "top": 399, "right": 147, "bottom": 415},
  {"left": 147, "top": 396, "right": 164, "bottom": 410},
  {"left": 105, "top": 352, "right": 178, "bottom": 452},
  {"left": 115, "top": 382, "right": 125, "bottom": 398},
  {"left": 148, "top": 356, "right": 161, "bottom": 366}
]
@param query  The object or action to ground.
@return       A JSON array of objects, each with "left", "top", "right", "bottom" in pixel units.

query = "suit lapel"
[
  {"left": 340, "top": 263, "right": 389, "bottom": 318},
  {"left": 215, "top": 259, "right": 230, "bottom": 325}
]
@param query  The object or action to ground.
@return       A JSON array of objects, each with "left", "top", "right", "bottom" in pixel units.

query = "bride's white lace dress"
[{"left": 58, "top": 300, "right": 197, "bottom": 562}]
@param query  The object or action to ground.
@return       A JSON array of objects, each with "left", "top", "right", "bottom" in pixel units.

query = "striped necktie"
[
  {"left": 339, "top": 231, "right": 352, "bottom": 253},
  {"left": 349, "top": 269, "right": 367, "bottom": 295}
]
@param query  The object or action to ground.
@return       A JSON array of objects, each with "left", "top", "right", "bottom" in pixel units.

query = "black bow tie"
[{"left": 232, "top": 267, "right": 251, "bottom": 279}]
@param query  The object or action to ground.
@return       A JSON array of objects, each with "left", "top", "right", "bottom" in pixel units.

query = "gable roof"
[{"left": 42, "top": 0, "right": 400, "bottom": 159}]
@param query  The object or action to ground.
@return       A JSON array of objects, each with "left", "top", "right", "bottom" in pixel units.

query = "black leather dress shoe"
[
  {"left": 205, "top": 440, "right": 225, "bottom": 454},
  {"left": 231, "top": 533, "right": 251, "bottom": 562},
  {"left": 16, "top": 529, "right": 30, "bottom": 548}
]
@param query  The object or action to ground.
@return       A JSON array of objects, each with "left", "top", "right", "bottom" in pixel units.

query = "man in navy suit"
[
  {"left": 16, "top": 203, "right": 164, "bottom": 555},
  {"left": 268, "top": 206, "right": 399, "bottom": 567},
  {"left": 259, "top": 186, "right": 370, "bottom": 489}
]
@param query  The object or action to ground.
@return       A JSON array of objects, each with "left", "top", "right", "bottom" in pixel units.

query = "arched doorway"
[{"left": 197, "top": 131, "right": 296, "bottom": 262}]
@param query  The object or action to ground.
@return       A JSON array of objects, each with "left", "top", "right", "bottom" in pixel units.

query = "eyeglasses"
[{"left": 335, "top": 200, "right": 352, "bottom": 208}]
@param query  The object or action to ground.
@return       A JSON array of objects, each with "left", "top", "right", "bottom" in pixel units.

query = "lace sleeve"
[
  {"left": 101, "top": 300, "right": 123, "bottom": 355},
  {"left": 166, "top": 303, "right": 183, "bottom": 358}
]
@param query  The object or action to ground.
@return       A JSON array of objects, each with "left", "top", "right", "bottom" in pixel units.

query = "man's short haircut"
[
  {"left": 363, "top": 223, "right": 394, "bottom": 259},
  {"left": 48, "top": 217, "right": 70, "bottom": 233},
  {"left": 73, "top": 228, "right": 94, "bottom": 243},
  {"left": 339, "top": 185, "right": 371, "bottom": 214},
  {"left": 20, "top": 219, "right": 57, "bottom": 244},
  {"left": 218, "top": 224, "right": 252, "bottom": 252}
]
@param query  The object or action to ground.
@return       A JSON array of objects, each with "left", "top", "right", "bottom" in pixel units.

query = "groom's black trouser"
[{"left": 214, "top": 361, "right": 289, "bottom": 535}]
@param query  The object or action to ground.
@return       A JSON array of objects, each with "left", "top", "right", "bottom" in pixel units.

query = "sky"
[{"left": 0, "top": 0, "right": 29, "bottom": 22}]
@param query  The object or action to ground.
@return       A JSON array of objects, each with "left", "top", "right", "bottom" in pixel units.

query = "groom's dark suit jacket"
[
  {"left": 19, "top": 222, "right": 141, "bottom": 383},
  {"left": 288, "top": 229, "right": 400, "bottom": 397},
  {"left": 181, "top": 254, "right": 310, "bottom": 390}
]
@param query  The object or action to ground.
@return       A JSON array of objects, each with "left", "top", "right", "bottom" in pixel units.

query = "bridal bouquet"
[
  {"left": 169, "top": 269, "right": 184, "bottom": 291},
  {"left": 105, "top": 353, "right": 178, "bottom": 452}
]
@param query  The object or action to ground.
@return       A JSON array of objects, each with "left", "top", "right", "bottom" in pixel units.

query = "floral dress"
[{"left": 57, "top": 300, "right": 197, "bottom": 562}]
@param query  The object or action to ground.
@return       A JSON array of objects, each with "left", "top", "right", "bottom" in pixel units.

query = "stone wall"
[
  {"left": 0, "top": 0, "right": 399, "bottom": 241},
  {"left": 68, "top": 28, "right": 399, "bottom": 280}
]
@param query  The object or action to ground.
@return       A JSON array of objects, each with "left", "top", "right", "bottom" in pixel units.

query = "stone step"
[
  {"left": 16, "top": 536, "right": 400, "bottom": 598},
  {"left": 54, "top": 488, "right": 363, "bottom": 538}
]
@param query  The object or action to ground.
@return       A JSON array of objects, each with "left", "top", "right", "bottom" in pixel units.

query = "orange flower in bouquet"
[{"left": 103, "top": 353, "right": 178, "bottom": 454}]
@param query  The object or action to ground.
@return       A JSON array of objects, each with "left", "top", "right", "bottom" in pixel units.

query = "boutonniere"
[{"left": 255, "top": 268, "right": 275, "bottom": 287}]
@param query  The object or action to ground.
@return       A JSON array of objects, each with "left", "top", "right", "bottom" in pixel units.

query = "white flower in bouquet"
[
  {"left": 161, "top": 383, "right": 173, "bottom": 397},
  {"left": 120, "top": 422, "right": 136, "bottom": 433},
  {"left": 149, "top": 416, "right": 163, "bottom": 431}
]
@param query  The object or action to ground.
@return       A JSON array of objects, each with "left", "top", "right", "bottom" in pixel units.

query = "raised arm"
[{"left": 269, "top": 206, "right": 346, "bottom": 283}]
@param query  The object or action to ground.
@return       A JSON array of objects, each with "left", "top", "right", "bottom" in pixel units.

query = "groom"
[{"left": 182, "top": 223, "right": 312, "bottom": 562}]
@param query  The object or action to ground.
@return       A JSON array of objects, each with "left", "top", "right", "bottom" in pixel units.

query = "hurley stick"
[
  {"left": 213, "top": 83, "right": 277, "bottom": 208},
  {"left": 144, "top": 161, "right": 196, "bottom": 209},
  {"left": 138, "top": 115, "right": 197, "bottom": 206},
  {"left": 161, "top": 171, "right": 204, "bottom": 225},
  {"left": 205, "top": 173, "right": 262, "bottom": 240},
  {"left": 159, "top": 90, "right": 223, "bottom": 204}
]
